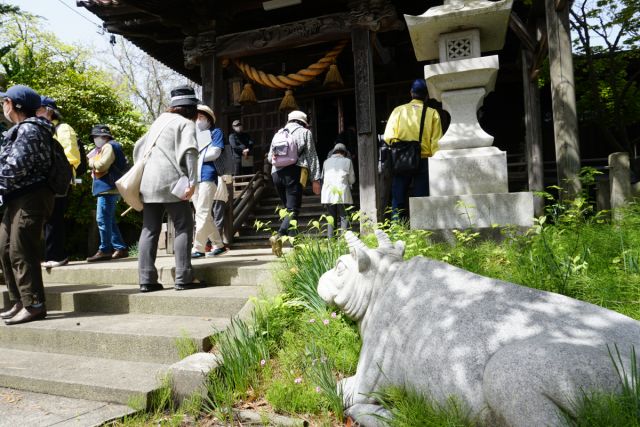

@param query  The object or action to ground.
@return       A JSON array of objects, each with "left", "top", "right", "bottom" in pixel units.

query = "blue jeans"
[
  {"left": 391, "top": 158, "right": 429, "bottom": 221},
  {"left": 96, "top": 194, "right": 127, "bottom": 253}
]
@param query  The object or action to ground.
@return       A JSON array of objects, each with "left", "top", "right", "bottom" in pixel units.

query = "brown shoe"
[
  {"left": 112, "top": 249, "right": 129, "bottom": 259},
  {"left": 4, "top": 305, "right": 47, "bottom": 325},
  {"left": 86, "top": 250, "right": 113, "bottom": 262},
  {"left": 0, "top": 301, "right": 23, "bottom": 319}
]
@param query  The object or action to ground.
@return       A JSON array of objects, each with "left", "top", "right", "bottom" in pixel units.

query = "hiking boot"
[
  {"left": 112, "top": 249, "right": 129, "bottom": 260},
  {"left": 86, "top": 250, "right": 113, "bottom": 262},
  {"left": 206, "top": 247, "right": 228, "bottom": 257},
  {"left": 269, "top": 235, "right": 283, "bottom": 257},
  {"left": 139, "top": 283, "right": 164, "bottom": 293}
]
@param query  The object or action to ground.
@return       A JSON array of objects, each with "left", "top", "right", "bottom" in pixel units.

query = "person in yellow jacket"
[
  {"left": 383, "top": 79, "right": 442, "bottom": 221},
  {"left": 37, "top": 96, "right": 81, "bottom": 268}
]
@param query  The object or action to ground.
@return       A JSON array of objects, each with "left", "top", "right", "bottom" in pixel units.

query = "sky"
[{"left": 6, "top": 0, "right": 113, "bottom": 51}]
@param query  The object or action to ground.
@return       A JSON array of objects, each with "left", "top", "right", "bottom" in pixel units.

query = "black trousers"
[
  {"left": 326, "top": 204, "right": 349, "bottom": 237},
  {"left": 0, "top": 187, "right": 54, "bottom": 306},
  {"left": 271, "top": 165, "right": 302, "bottom": 236},
  {"left": 44, "top": 194, "right": 69, "bottom": 262}
]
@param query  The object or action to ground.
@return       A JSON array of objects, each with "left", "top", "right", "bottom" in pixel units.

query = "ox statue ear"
[
  {"left": 353, "top": 248, "right": 370, "bottom": 272},
  {"left": 395, "top": 240, "right": 406, "bottom": 257}
]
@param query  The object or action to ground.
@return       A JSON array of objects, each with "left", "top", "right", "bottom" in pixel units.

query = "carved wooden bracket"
[
  {"left": 183, "top": 30, "right": 217, "bottom": 69},
  {"left": 216, "top": 0, "right": 402, "bottom": 58}
]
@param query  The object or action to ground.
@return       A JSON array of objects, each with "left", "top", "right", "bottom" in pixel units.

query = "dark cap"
[
  {"left": 410, "top": 78, "right": 427, "bottom": 96},
  {"left": 90, "top": 124, "right": 112, "bottom": 137},
  {"left": 232, "top": 120, "right": 241, "bottom": 127},
  {"left": 170, "top": 85, "right": 199, "bottom": 107},
  {"left": 0, "top": 85, "right": 41, "bottom": 111},
  {"left": 40, "top": 96, "right": 58, "bottom": 110}
]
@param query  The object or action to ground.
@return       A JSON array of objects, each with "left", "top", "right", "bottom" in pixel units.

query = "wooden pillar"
[
  {"left": 545, "top": 0, "right": 581, "bottom": 198},
  {"left": 201, "top": 53, "right": 234, "bottom": 244},
  {"left": 521, "top": 48, "right": 545, "bottom": 216},
  {"left": 351, "top": 27, "right": 379, "bottom": 230}
]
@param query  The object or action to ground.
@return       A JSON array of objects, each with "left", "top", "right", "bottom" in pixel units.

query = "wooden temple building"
[{"left": 77, "top": 0, "right": 583, "bottom": 223}]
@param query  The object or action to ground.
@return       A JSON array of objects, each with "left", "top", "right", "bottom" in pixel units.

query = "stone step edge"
[{"left": 0, "top": 347, "right": 167, "bottom": 406}]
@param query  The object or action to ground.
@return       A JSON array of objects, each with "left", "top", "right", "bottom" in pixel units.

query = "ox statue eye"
[{"left": 335, "top": 261, "right": 347, "bottom": 275}]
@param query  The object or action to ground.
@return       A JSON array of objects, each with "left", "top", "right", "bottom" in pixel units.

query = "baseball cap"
[
  {"left": 0, "top": 85, "right": 41, "bottom": 111},
  {"left": 40, "top": 96, "right": 58, "bottom": 110},
  {"left": 410, "top": 79, "right": 427, "bottom": 96},
  {"left": 232, "top": 120, "right": 241, "bottom": 127}
]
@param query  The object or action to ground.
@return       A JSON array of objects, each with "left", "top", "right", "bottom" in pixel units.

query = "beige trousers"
[{"left": 192, "top": 180, "right": 223, "bottom": 252}]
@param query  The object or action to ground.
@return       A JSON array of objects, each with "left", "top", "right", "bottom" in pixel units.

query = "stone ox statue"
[{"left": 317, "top": 230, "right": 640, "bottom": 426}]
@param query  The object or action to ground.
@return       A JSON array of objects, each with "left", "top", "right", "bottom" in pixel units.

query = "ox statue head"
[{"left": 317, "top": 230, "right": 405, "bottom": 321}]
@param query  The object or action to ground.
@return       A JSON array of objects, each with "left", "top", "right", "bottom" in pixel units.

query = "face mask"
[
  {"left": 94, "top": 137, "right": 107, "bottom": 148},
  {"left": 196, "top": 119, "right": 210, "bottom": 131},
  {"left": 233, "top": 126, "right": 242, "bottom": 133}
]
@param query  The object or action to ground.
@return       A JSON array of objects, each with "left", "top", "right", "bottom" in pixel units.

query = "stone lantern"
[{"left": 405, "top": 0, "right": 534, "bottom": 233}]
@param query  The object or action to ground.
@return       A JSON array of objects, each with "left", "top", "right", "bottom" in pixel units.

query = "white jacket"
[{"left": 321, "top": 154, "right": 356, "bottom": 204}]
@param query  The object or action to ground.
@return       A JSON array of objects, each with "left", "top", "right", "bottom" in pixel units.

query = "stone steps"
[
  {"left": 0, "top": 348, "right": 165, "bottom": 406},
  {"left": 16, "top": 283, "right": 259, "bottom": 317},
  {"left": 0, "top": 250, "right": 277, "bottom": 420},
  {"left": 0, "top": 310, "right": 226, "bottom": 364}
]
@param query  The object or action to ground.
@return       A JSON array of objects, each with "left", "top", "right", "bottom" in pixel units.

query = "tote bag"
[{"left": 389, "top": 104, "right": 427, "bottom": 175}]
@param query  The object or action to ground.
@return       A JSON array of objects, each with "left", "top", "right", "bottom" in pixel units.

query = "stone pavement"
[{"left": 0, "top": 248, "right": 281, "bottom": 426}]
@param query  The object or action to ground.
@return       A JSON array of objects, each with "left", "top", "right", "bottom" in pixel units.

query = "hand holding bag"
[
  {"left": 390, "top": 104, "right": 428, "bottom": 175},
  {"left": 116, "top": 116, "right": 180, "bottom": 211}
]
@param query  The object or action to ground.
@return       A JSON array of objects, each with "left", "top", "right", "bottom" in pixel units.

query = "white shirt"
[{"left": 321, "top": 154, "right": 356, "bottom": 204}]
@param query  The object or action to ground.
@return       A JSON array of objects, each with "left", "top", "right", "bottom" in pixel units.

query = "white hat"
[{"left": 287, "top": 110, "right": 308, "bottom": 126}]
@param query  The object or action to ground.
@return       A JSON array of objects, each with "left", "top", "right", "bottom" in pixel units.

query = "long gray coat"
[{"left": 133, "top": 113, "right": 198, "bottom": 203}]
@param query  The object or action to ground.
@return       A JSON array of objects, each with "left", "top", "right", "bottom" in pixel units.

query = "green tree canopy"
[
  {"left": 0, "top": 10, "right": 146, "bottom": 148},
  {"left": 570, "top": 0, "right": 640, "bottom": 166}
]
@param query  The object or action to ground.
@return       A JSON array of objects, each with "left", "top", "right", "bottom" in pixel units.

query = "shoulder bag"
[{"left": 390, "top": 104, "right": 427, "bottom": 175}]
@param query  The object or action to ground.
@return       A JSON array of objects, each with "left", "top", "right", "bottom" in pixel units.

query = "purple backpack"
[{"left": 271, "top": 127, "right": 300, "bottom": 168}]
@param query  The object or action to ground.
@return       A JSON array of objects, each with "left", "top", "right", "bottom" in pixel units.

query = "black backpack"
[
  {"left": 47, "top": 136, "right": 73, "bottom": 196},
  {"left": 75, "top": 138, "right": 88, "bottom": 177},
  {"left": 23, "top": 120, "right": 72, "bottom": 196}
]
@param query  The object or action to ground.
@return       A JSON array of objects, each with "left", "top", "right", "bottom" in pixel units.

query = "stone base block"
[
  {"left": 169, "top": 352, "right": 220, "bottom": 403},
  {"left": 410, "top": 192, "right": 534, "bottom": 230},
  {"left": 429, "top": 147, "right": 508, "bottom": 196}
]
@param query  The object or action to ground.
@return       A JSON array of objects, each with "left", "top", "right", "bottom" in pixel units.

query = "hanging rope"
[{"left": 233, "top": 39, "right": 349, "bottom": 90}]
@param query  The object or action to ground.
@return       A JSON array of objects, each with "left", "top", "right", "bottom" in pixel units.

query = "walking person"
[
  {"left": 192, "top": 104, "right": 227, "bottom": 258},
  {"left": 383, "top": 79, "right": 442, "bottom": 221},
  {"left": 87, "top": 124, "right": 129, "bottom": 262},
  {"left": 37, "top": 96, "right": 81, "bottom": 268},
  {"left": 133, "top": 85, "right": 204, "bottom": 292},
  {"left": 0, "top": 85, "right": 55, "bottom": 324},
  {"left": 321, "top": 143, "right": 356, "bottom": 238},
  {"left": 228, "top": 119, "right": 255, "bottom": 175},
  {"left": 268, "top": 110, "right": 321, "bottom": 256}
]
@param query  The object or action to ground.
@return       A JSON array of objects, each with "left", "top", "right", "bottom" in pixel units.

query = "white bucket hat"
[{"left": 287, "top": 110, "right": 308, "bottom": 126}]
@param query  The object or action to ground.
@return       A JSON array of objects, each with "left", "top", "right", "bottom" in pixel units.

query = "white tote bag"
[{"left": 116, "top": 115, "right": 180, "bottom": 211}]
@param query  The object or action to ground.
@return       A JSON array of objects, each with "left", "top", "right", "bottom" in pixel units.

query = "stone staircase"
[{"left": 0, "top": 250, "right": 276, "bottom": 420}]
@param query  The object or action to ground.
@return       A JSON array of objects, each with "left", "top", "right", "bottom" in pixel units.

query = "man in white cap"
[{"left": 267, "top": 110, "right": 320, "bottom": 256}]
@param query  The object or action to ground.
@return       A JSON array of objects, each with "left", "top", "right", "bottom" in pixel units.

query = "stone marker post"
[{"left": 609, "top": 152, "right": 631, "bottom": 222}]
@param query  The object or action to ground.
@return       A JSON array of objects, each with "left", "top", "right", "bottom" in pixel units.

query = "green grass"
[
  {"left": 371, "top": 386, "right": 478, "bottom": 427},
  {"left": 558, "top": 345, "right": 640, "bottom": 426}
]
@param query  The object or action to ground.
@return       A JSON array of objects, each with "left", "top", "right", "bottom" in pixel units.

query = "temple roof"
[{"left": 76, "top": 0, "right": 445, "bottom": 82}]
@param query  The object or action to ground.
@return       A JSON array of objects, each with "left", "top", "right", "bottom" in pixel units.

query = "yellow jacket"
[
  {"left": 53, "top": 120, "right": 81, "bottom": 178},
  {"left": 383, "top": 99, "right": 442, "bottom": 158}
]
